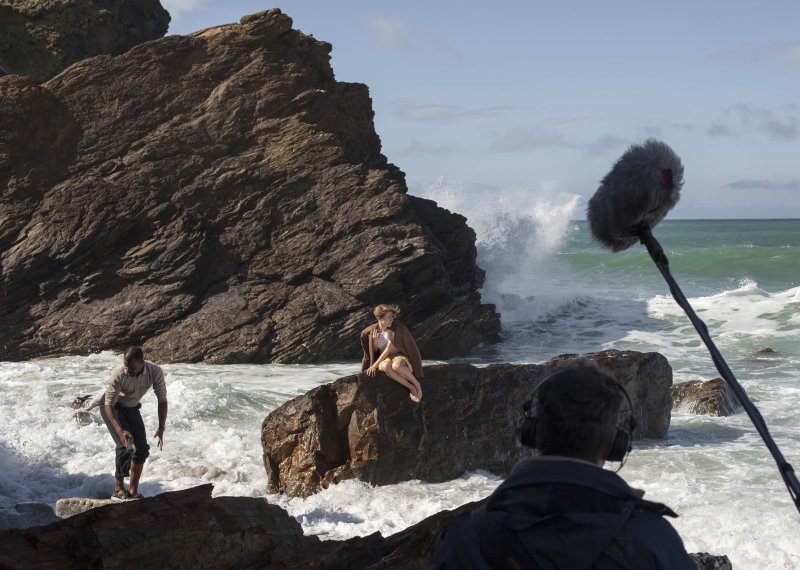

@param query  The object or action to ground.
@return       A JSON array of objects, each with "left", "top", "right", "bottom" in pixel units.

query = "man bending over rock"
[
  {"left": 438, "top": 361, "right": 694, "bottom": 569},
  {"left": 100, "top": 346, "right": 167, "bottom": 501}
]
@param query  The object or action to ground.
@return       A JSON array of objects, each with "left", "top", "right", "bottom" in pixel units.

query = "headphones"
[{"left": 520, "top": 375, "right": 637, "bottom": 463}]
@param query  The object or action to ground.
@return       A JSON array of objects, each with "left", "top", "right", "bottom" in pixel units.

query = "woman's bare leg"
[
  {"left": 391, "top": 360, "right": 422, "bottom": 401},
  {"left": 379, "top": 361, "right": 420, "bottom": 402}
]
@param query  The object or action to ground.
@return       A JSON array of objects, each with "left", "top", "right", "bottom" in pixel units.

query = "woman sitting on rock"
[{"left": 360, "top": 304, "right": 424, "bottom": 402}]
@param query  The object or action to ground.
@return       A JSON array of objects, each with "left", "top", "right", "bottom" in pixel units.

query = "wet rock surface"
[
  {"left": 671, "top": 378, "right": 740, "bottom": 416},
  {"left": 262, "top": 350, "right": 674, "bottom": 498},
  {"left": 0, "top": 8, "right": 499, "bottom": 364}
]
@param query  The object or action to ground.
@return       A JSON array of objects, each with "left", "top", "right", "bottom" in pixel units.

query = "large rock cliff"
[
  {"left": 0, "top": 0, "right": 170, "bottom": 82},
  {"left": 0, "top": 9, "right": 499, "bottom": 363}
]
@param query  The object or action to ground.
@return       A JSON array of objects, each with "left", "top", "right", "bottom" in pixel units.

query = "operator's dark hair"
[
  {"left": 535, "top": 361, "right": 623, "bottom": 462},
  {"left": 124, "top": 346, "right": 144, "bottom": 364}
]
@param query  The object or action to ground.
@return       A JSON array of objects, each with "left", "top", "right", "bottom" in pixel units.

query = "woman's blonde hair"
[{"left": 373, "top": 304, "right": 400, "bottom": 319}]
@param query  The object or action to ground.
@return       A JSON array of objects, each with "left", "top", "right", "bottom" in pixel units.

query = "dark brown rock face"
[
  {"left": 0, "top": 0, "right": 170, "bottom": 82},
  {"left": 0, "top": 8, "right": 499, "bottom": 363},
  {"left": 1, "top": 487, "right": 729, "bottom": 570},
  {"left": 0, "top": 485, "right": 307, "bottom": 569},
  {"left": 262, "top": 350, "right": 673, "bottom": 498},
  {"left": 307, "top": 496, "right": 730, "bottom": 570},
  {"left": 671, "top": 378, "right": 740, "bottom": 416},
  {"left": 690, "top": 552, "right": 733, "bottom": 570}
]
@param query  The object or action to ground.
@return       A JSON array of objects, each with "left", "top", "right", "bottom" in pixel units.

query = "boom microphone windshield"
[
  {"left": 588, "top": 139, "right": 683, "bottom": 252},
  {"left": 587, "top": 139, "right": 800, "bottom": 516}
]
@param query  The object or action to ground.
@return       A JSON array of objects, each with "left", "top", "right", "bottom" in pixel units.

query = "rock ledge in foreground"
[{"left": 3, "top": 487, "right": 731, "bottom": 569}]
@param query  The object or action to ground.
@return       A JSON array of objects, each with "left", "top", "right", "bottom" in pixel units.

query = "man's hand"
[
  {"left": 155, "top": 426, "right": 165, "bottom": 451},
  {"left": 119, "top": 430, "right": 132, "bottom": 448},
  {"left": 365, "top": 365, "right": 378, "bottom": 377}
]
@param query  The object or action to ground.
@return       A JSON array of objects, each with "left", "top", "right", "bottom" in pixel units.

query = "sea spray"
[
  {"left": 1, "top": 220, "right": 800, "bottom": 568},
  {"left": 413, "top": 177, "right": 581, "bottom": 322}
]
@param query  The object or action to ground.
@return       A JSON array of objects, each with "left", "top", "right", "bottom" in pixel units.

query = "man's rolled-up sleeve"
[
  {"left": 105, "top": 373, "right": 121, "bottom": 406},
  {"left": 153, "top": 366, "right": 167, "bottom": 403}
]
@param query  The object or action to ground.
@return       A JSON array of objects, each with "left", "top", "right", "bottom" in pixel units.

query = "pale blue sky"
[{"left": 162, "top": 1, "right": 800, "bottom": 219}]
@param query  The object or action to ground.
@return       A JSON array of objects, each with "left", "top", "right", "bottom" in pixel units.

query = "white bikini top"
[{"left": 375, "top": 330, "right": 390, "bottom": 351}]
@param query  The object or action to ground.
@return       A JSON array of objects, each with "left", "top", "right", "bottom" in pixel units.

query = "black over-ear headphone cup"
[
  {"left": 606, "top": 429, "right": 631, "bottom": 462},
  {"left": 520, "top": 416, "right": 537, "bottom": 449}
]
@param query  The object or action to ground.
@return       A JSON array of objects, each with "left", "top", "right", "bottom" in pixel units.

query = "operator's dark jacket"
[{"left": 438, "top": 457, "right": 695, "bottom": 570}]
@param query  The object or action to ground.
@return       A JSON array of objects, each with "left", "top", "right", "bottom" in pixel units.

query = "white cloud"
[
  {"left": 710, "top": 104, "right": 800, "bottom": 140},
  {"left": 537, "top": 117, "right": 593, "bottom": 129},
  {"left": 391, "top": 100, "right": 516, "bottom": 125},
  {"left": 582, "top": 134, "right": 627, "bottom": 156},
  {"left": 707, "top": 123, "right": 733, "bottom": 137},
  {"left": 392, "top": 139, "right": 463, "bottom": 158},
  {"left": 487, "top": 116, "right": 595, "bottom": 153},
  {"left": 725, "top": 179, "right": 800, "bottom": 191},
  {"left": 366, "top": 16, "right": 463, "bottom": 61},
  {"left": 717, "top": 41, "right": 800, "bottom": 69},
  {"left": 637, "top": 125, "right": 664, "bottom": 139},
  {"left": 489, "top": 126, "right": 572, "bottom": 153},
  {"left": 367, "top": 16, "right": 406, "bottom": 47},
  {"left": 774, "top": 42, "right": 800, "bottom": 67}
]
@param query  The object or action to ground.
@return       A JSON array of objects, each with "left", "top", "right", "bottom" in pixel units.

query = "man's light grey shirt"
[{"left": 104, "top": 361, "right": 167, "bottom": 408}]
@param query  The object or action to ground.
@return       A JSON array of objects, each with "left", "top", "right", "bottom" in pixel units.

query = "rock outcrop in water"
[
  {"left": 0, "top": 0, "right": 170, "bottom": 82},
  {"left": 0, "top": 8, "right": 499, "bottom": 363},
  {"left": 1, "top": 485, "right": 732, "bottom": 569},
  {"left": 671, "top": 378, "right": 740, "bottom": 416},
  {"left": 262, "top": 350, "right": 674, "bottom": 498}
]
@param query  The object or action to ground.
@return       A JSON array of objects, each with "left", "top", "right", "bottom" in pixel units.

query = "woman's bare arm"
[{"left": 366, "top": 331, "right": 396, "bottom": 375}]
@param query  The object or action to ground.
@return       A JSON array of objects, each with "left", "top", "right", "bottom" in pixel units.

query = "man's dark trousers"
[{"left": 100, "top": 402, "right": 150, "bottom": 478}]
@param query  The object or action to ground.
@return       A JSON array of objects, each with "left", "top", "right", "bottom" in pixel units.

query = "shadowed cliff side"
[{"left": 0, "top": 8, "right": 500, "bottom": 363}]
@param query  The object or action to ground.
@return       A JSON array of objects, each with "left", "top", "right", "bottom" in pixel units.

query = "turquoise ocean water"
[
  {"left": 1, "top": 184, "right": 799, "bottom": 567},
  {"left": 470, "top": 218, "right": 800, "bottom": 366}
]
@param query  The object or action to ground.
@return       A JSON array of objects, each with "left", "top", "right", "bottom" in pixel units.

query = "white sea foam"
[
  {"left": 0, "top": 354, "right": 363, "bottom": 507},
  {"left": 414, "top": 178, "right": 582, "bottom": 322},
  {"left": 3, "top": 351, "right": 799, "bottom": 567},
  {"left": 2, "top": 214, "right": 800, "bottom": 568},
  {"left": 619, "top": 283, "right": 800, "bottom": 368},
  {"left": 274, "top": 472, "right": 502, "bottom": 541}
]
